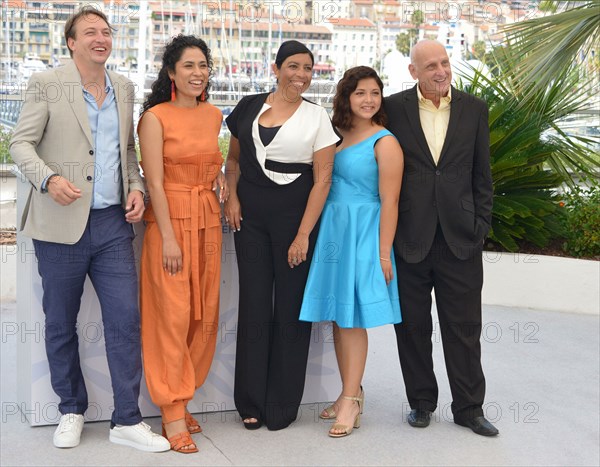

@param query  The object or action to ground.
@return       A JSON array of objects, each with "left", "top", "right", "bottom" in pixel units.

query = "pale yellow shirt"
[{"left": 417, "top": 85, "right": 452, "bottom": 165}]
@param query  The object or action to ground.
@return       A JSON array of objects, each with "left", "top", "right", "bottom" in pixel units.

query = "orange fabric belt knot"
[{"left": 163, "top": 181, "right": 214, "bottom": 320}]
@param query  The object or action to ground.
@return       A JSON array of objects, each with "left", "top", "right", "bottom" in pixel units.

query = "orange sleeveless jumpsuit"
[{"left": 139, "top": 102, "right": 223, "bottom": 423}]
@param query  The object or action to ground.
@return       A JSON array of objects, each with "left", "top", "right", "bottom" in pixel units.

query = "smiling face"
[
  {"left": 168, "top": 46, "right": 209, "bottom": 103},
  {"left": 409, "top": 41, "right": 452, "bottom": 104},
  {"left": 273, "top": 53, "right": 313, "bottom": 99},
  {"left": 67, "top": 13, "right": 113, "bottom": 68},
  {"left": 349, "top": 77, "right": 382, "bottom": 123}
]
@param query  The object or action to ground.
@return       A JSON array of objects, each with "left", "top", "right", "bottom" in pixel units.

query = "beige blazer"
[{"left": 10, "top": 61, "right": 145, "bottom": 244}]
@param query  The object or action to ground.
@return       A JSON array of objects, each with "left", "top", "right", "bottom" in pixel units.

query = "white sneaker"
[
  {"left": 53, "top": 414, "right": 84, "bottom": 448},
  {"left": 109, "top": 421, "right": 170, "bottom": 452}
]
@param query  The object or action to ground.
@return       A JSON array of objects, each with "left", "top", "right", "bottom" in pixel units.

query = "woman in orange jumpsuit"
[{"left": 138, "top": 35, "right": 226, "bottom": 454}]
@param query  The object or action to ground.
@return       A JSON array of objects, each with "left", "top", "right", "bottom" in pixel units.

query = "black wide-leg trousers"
[
  {"left": 394, "top": 226, "right": 486, "bottom": 421},
  {"left": 233, "top": 172, "right": 318, "bottom": 430}
]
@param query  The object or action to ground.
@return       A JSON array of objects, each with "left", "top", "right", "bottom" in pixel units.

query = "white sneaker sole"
[
  {"left": 109, "top": 433, "right": 170, "bottom": 453},
  {"left": 53, "top": 437, "right": 80, "bottom": 448}
]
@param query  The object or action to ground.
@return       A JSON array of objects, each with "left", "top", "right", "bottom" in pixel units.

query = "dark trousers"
[
  {"left": 33, "top": 205, "right": 143, "bottom": 426},
  {"left": 394, "top": 226, "right": 486, "bottom": 420},
  {"left": 233, "top": 173, "right": 317, "bottom": 430}
]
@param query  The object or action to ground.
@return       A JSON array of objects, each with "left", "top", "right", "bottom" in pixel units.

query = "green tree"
[
  {"left": 372, "top": 58, "right": 381, "bottom": 75},
  {"left": 472, "top": 40, "right": 487, "bottom": 61},
  {"left": 411, "top": 10, "right": 424, "bottom": 44},
  {"left": 219, "top": 136, "right": 229, "bottom": 159},
  {"left": 412, "top": 9, "right": 425, "bottom": 30},
  {"left": 395, "top": 33, "right": 413, "bottom": 56},
  {"left": 0, "top": 127, "right": 12, "bottom": 164}
]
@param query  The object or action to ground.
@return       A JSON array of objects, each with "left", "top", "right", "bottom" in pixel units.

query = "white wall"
[
  {"left": 1, "top": 244, "right": 17, "bottom": 301},
  {"left": 13, "top": 177, "right": 339, "bottom": 426},
  {"left": 0, "top": 168, "right": 17, "bottom": 229},
  {"left": 482, "top": 252, "right": 600, "bottom": 315}
]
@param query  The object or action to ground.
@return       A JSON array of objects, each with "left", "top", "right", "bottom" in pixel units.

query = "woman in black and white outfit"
[{"left": 224, "top": 40, "right": 339, "bottom": 431}]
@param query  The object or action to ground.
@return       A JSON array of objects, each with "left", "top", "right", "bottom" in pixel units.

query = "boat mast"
[
  {"left": 4, "top": 0, "right": 12, "bottom": 78},
  {"left": 136, "top": 0, "right": 148, "bottom": 99}
]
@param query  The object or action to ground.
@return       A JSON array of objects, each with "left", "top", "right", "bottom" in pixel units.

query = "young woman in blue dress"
[{"left": 299, "top": 66, "right": 404, "bottom": 438}]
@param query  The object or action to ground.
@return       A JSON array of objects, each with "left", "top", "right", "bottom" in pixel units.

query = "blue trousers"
[{"left": 33, "top": 205, "right": 143, "bottom": 426}]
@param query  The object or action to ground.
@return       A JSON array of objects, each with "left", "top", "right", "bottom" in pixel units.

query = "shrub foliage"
[{"left": 561, "top": 187, "right": 600, "bottom": 258}]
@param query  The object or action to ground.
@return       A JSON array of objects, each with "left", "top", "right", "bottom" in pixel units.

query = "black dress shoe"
[
  {"left": 407, "top": 409, "right": 432, "bottom": 428},
  {"left": 454, "top": 416, "right": 499, "bottom": 436},
  {"left": 242, "top": 418, "right": 263, "bottom": 430}
]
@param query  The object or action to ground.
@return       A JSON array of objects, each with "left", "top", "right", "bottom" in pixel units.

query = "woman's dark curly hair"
[
  {"left": 332, "top": 66, "right": 387, "bottom": 131},
  {"left": 141, "top": 34, "right": 213, "bottom": 114}
]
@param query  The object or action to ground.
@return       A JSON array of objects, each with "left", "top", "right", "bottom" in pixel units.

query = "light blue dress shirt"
[{"left": 82, "top": 72, "right": 122, "bottom": 209}]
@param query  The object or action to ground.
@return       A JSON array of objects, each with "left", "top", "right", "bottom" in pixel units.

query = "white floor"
[{"left": 1, "top": 301, "right": 599, "bottom": 466}]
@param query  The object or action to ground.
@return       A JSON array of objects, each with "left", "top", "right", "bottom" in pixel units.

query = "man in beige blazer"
[{"left": 10, "top": 7, "right": 169, "bottom": 452}]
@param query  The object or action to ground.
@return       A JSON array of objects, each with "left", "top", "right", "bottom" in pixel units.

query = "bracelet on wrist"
[{"left": 379, "top": 257, "right": 391, "bottom": 262}]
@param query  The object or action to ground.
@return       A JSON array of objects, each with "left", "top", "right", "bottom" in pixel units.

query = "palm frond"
[
  {"left": 453, "top": 56, "right": 595, "bottom": 250},
  {"left": 502, "top": 0, "right": 600, "bottom": 90}
]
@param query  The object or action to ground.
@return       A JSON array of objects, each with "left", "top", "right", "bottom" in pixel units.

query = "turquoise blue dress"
[{"left": 299, "top": 129, "right": 402, "bottom": 329}]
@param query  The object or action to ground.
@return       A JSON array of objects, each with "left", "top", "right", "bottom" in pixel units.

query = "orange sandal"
[
  {"left": 185, "top": 412, "right": 202, "bottom": 434},
  {"left": 162, "top": 425, "right": 199, "bottom": 454}
]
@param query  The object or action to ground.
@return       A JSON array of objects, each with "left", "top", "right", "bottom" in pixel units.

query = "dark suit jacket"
[{"left": 384, "top": 85, "right": 493, "bottom": 262}]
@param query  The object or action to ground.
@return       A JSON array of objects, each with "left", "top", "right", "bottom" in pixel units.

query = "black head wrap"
[{"left": 275, "top": 40, "right": 314, "bottom": 68}]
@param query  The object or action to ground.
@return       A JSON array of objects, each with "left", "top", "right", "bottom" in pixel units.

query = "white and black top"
[{"left": 226, "top": 93, "right": 339, "bottom": 186}]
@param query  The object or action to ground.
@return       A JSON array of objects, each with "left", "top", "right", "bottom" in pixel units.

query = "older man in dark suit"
[{"left": 384, "top": 40, "right": 498, "bottom": 436}]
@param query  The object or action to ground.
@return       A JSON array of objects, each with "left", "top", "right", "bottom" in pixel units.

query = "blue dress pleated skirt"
[{"left": 299, "top": 129, "right": 402, "bottom": 329}]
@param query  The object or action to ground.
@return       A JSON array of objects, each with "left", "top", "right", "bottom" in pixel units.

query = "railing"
[
  {"left": 0, "top": 95, "right": 24, "bottom": 128},
  {"left": 0, "top": 88, "right": 336, "bottom": 129},
  {"left": 2, "top": 88, "right": 597, "bottom": 131}
]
